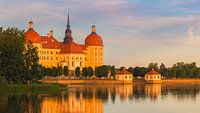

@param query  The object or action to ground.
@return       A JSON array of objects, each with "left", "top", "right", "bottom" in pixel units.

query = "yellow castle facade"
[{"left": 24, "top": 13, "right": 104, "bottom": 70}]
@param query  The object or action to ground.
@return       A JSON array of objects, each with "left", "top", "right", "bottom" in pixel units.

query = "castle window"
[
  {"left": 56, "top": 57, "right": 58, "bottom": 60},
  {"left": 56, "top": 51, "right": 58, "bottom": 54},
  {"left": 51, "top": 57, "right": 53, "bottom": 60},
  {"left": 47, "top": 51, "right": 49, "bottom": 54},
  {"left": 51, "top": 51, "right": 53, "bottom": 54},
  {"left": 47, "top": 57, "right": 49, "bottom": 60}
]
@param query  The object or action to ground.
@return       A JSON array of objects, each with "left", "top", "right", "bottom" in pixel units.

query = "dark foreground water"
[{"left": 1, "top": 83, "right": 200, "bottom": 113}]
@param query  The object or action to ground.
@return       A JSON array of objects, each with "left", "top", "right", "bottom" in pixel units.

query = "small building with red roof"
[
  {"left": 144, "top": 69, "right": 161, "bottom": 83},
  {"left": 116, "top": 68, "right": 133, "bottom": 84}
]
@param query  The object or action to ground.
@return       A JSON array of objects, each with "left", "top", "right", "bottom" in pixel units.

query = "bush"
[{"left": 0, "top": 76, "right": 8, "bottom": 87}]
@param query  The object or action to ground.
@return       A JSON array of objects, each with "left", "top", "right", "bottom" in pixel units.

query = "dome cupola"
[
  {"left": 85, "top": 24, "right": 103, "bottom": 46},
  {"left": 24, "top": 19, "right": 41, "bottom": 43}
]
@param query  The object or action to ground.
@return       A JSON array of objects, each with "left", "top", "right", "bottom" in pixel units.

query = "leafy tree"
[
  {"left": 23, "top": 43, "right": 40, "bottom": 83},
  {"left": 95, "top": 67, "right": 102, "bottom": 78},
  {"left": 63, "top": 66, "right": 68, "bottom": 76},
  {"left": 159, "top": 63, "right": 168, "bottom": 77},
  {"left": 82, "top": 67, "right": 88, "bottom": 77},
  {"left": 102, "top": 65, "right": 109, "bottom": 77},
  {"left": 128, "top": 67, "right": 134, "bottom": 77},
  {"left": 148, "top": 63, "right": 158, "bottom": 71},
  {"left": 51, "top": 67, "right": 57, "bottom": 77},
  {"left": 0, "top": 27, "right": 25, "bottom": 83},
  {"left": 176, "top": 68, "right": 186, "bottom": 78},
  {"left": 168, "top": 68, "right": 176, "bottom": 78},
  {"left": 87, "top": 67, "right": 94, "bottom": 77},
  {"left": 75, "top": 67, "right": 81, "bottom": 77},
  {"left": 110, "top": 65, "right": 116, "bottom": 77},
  {"left": 56, "top": 66, "right": 62, "bottom": 76}
]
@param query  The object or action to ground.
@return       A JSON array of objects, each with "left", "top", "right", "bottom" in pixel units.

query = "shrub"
[{"left": 0, "top": 76, "right": 8, "bottom": 87}]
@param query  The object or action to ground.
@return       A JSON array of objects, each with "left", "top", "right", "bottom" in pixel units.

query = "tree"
[
  {"left": 87, "top": 67, "right": 94, "bottom": 77},
  {"left": 100, "top": 65, "right": 109, "bottom": 77},
  {"left": 75, "top": 67, "right": 81, "bottom": 77},
  {"left": 56, "top": 66, "right": 62, "bottom": 76},
  {"left": 110, "top": 65, "right": 116, "bottom": 77},
  {"left": 63, "top": 66, "right": 68, "bottom": 76},
  {"left": 148, "top": 63, "right": 158, "bottom": 71},
  {"left": 168, "top": 68, "right": 176, "bottom": 78},
  {"left": 23, "top": 43, "right": 41, "bottom": 83},
  {"left": 95, "top": 67, "right": 102, "bottom": 78},
  {"left": 0, "top": 27, "right": 25, "bottom": 83},
  {"left": 159, "top": 63, "right": 168, "bottom": 77},
  {"left": 128, "top": 67, "right": 134, "bottom": 77},
  {"left": 82, "top": 67, "right": 88, "bottom": 77},
  {"left": 51, "top": 67, "right": 57, "bottom": 77}
]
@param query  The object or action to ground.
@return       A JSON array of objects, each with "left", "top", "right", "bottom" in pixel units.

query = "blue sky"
[{"left": 1, "top": 0, "right": 200, "bottom": 67}]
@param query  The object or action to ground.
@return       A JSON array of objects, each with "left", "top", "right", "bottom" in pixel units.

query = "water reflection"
[{"left": 1, "top": 83, "right": 200, "bottom": 113}]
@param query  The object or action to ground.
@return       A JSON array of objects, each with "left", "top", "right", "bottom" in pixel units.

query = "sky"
[{"left": 1, "top": 0, "right": 200, "bottom": 68}]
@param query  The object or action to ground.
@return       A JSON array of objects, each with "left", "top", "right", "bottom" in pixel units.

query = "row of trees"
[
  {"left": 128, "top": 62, "right": 200, "bottom": 78},
  {"left": 41, "top": 65, "right": 116, "bottom": 78}
]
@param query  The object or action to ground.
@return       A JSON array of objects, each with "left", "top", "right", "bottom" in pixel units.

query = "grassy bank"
[{"left": 0, "top": 83, "right": 67, "bottom": 95}]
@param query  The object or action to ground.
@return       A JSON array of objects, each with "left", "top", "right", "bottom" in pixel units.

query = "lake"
[{"left": 1, "top": 83, "right": 200, "bottom": 113}]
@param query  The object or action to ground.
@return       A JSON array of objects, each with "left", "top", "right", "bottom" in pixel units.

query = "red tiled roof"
[
  {"left": 60, "top": 39, "right": 84, "bottom": 54},
  {"left": 24, "top": 29, "right": 41, "bottom": 43},
  {"left": 85, "top": 33, "right": 103, "bottom": 46},
  {"left": 80, "top": 44, "right": 86, "bottom": 50},
  {"left": 40, "top": 36, "right": 62, "bottom": 49},
  {"left": 116, "top": 69, "right": 131, "bottom": 75},
  {"left": 146, "top": 69, "right": 160, "bottom": 75}
]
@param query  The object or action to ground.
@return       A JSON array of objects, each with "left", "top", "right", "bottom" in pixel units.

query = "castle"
[{"left": 24, "top": 13, "right": 104, "bottom": 70}]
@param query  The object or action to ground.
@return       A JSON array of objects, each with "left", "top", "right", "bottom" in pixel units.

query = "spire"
[
  {"left": 28, "top": 18, "right": 33, "bottom": 30},
  {"left": 64, "top": 10, "right": 73, "bottom": 44},
  {"left": 67, "top": 11, "right": 70, "bottom": 29}
]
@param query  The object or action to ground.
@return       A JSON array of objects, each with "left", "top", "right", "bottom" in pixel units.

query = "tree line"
[
  {"left": 128, "top": 62, "right": 200, "bottom": 78},
  {"left": 41, "top": 65, "right": 116, "bottom": 79}
]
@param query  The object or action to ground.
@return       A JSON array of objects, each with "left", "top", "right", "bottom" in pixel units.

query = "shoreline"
[{"left": 41, "top": 78, "right": 200, "bottom": 85}]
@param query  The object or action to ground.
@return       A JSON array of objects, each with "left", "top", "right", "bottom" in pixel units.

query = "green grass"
[{"left": 0, "top": 83, "right": 67, "bottom": 95}]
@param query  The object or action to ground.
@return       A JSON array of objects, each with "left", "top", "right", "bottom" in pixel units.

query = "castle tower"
[
  {"left": 85, "top": 23, "right": 104, "bottom": 69},
  {"left": 63, "top": 12, "right": 73, "bottom": 44}
]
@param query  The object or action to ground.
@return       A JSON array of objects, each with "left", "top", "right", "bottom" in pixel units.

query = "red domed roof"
[
  {"left": 60, "top": 39, "right": 84, "bottom": 54},
  {"left": 24, "top": 29, "right": 41, "bottom": 43},
  {"left": 85, "top": 33, "right": 103, "bottom": 46}
]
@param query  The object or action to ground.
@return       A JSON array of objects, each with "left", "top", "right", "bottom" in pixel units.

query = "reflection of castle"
[
  {"left": 41, "top": 90, "right": 102, "bottom": 113},
  {"left": 40, "top": 85, "right": 134, "bottom": 113}
]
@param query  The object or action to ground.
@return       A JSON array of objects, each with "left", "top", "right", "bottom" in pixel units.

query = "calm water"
[{"left": 1, "top": 83, "right": 200, "bottom": 113}]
